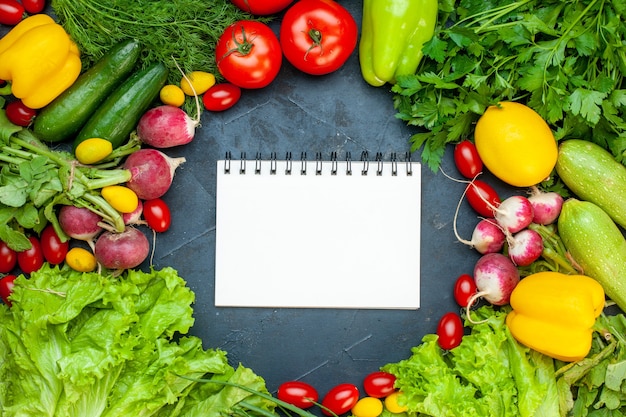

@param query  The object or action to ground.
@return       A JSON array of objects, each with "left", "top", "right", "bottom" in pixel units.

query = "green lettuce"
[{"left": 0, "top": 264, "right": 275, "bottom": 417}]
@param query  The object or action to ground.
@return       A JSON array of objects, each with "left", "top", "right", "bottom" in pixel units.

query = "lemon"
[
  {"left": 159, "top": 84, "right": 186, "bottom": 107},
  {"left": 474, "top": 102, "right": 558, "bottom": 187},
  {"left": 75, "top": 137, "right": 113, "bottom": 165}
]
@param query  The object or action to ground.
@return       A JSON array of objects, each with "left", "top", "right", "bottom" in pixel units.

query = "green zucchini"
[
  {"left": 33, "top": 39, "right": 142, "bottom": 143},
  {"left": 74, "top": 62, "right": 169, "bottom": 150},
  {"left": 555, "top": 139, "right": 626, "bottom": 229},
  {"left": 558, "top": 198, "right": 626, "bottom": 311}
]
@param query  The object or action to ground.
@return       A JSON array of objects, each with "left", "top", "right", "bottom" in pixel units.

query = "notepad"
[{"left": 214, "top": 153, "right": 421, "bottom": 309}]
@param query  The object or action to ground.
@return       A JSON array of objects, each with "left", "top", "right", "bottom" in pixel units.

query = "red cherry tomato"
[
  {"left": 0, "top": 241, "right": 17, "bottom": 273},
  {"left": 40, "top": 224, "right": 69, "bottom": 265},
  {"left": 436, "top": 312, "right": 464, "bottom": 350},
  {"left": 453, "top": 273, "right": 477, "bottom": 307},
  {"left": 21, "top": 0, "right": 46, "bottom": 13},
  {"left": 465, "top": 180, "right": 500, "bottom": 217},
  {"left": 277, "top": 381, "right": 319, "bottom": 409},
  {"left": 143, "top": 198, "right": 172, "bottom": 232},
  {"left": 229, "top": 0, "right": 294, "bottom": 15},
  {"left": 363, "top": 371, "right": 396, "bottom": 398},
  {"left": 5, "top": 100, "right": 37, "bottom": 127},
  {"left": 202, "top": 83, "right": 242, "bottom": 112},
  {"left": 454, "top": 141, "right": 483, "bottom": 179},
  {"left": 279, "top": 0, "right": 358, "bottom": 75},
  {"left": 17, "top": 236, "right": 44, "bottom": 274},
  {"left": 0, "top": 0, "right": 24, "bottom": 25},
  {"left": 321, "top": 383, "right": 359, "bottom": 416},
  {"left": 0, "top": 274, "right": 16, "bottom": 306},
  {"left": 215, "top": 20, "right": 282, "bottom": 89}
]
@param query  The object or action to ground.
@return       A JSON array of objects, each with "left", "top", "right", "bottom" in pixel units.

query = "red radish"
[
  {"left": 58, "top": 205, "right": 103, "bottom": 244},
  {"left": 136, "top": 105, "right": 199, "bottom": 148},
  {"left": 527, "top": 186, "right": 563, "bottom": 225},
  {"left": 124, "top": 149, "right": 186, "bottom": 200},
  {"left": 466, "top": 253, "right": 520, "bottom": 323},
  {"left": 507, "top": 228, "right": 543, "bottom": 266},
  {"left": 123, "top": 199, "right": 144, "bottom": 225},
  {"left": 455, "top": 218, "right": 506, "bottom": 254},
  {"left": 94, "top": 227, "right": 150, "bottom": 270},
  {"left": 493, "top": 195, "right": 534, "bottom": 234}
]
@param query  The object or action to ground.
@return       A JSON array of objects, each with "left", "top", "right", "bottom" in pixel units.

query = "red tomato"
[
  {"left": 453, "top": 273, "right": 477, "bottom": 307},
  {"left": 0, "top": 274, "right": 16, "bottom": 306},
  {"left": 215, "top": 20, "right": 282, "bottom": 89},
  {"left": 40, "top": 225, "right": 69, "bottom": 265},
  {"left": 277, "top": 381, "right": 319, "bottom": 409},
  {"left": 5, "top": 100, "right": 37, "bottom": 127},
  {"left": 363, "top": 371, "right": 396, "bottom": 398},
  {"left": 279, "top": 0, "right": 358, "bottom": 75},
  {"left": 21, "top": 0, "right": 46, "bottom": 13},
  {"left": 143, "top": 198, "right": 172, "bottom": 232},
  {"left": 203, "top": 83, "right": 242, "bottom": 112},
  {"left": 17, "top": 236, "right": 44, "bottom": 274},
  {"left": 229, "top": 0, "right": 294, "bottom": 15},
  {"left": 465, "top": 180, "right": 500, "bottom": 217},
  {"left": 436, "top": 312, "right": 464, "bottom": 350},
  {"left": 321, "top": 383, "right": 359, "bottom": 416},
  {"left": 0, "top": 241, "right": 17, "bottom": 273},
  {"left": 454, "top": 141, "right": 483, "bottom": 178},
  {"left": 0, "top": 0, "right": 23, "bottom": 25}
]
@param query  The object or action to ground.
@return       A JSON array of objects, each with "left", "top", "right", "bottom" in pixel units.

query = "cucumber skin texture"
[
  {"left": 555, "top": 139, "right": 626, "bottom": 229},
  {"left": 74, "top": 62, "right": 169, "bottom": 150},
  {"left": 558, "top": 199, "right": 626, "bottom": 312},
  {"left": 33, "top": 39, "right": 142, "bottom": 143}
]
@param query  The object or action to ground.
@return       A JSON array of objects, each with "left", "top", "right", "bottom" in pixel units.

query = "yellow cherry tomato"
[
  {"left": 65, "top": 247, "right": 97, "bottom": 272},
  {"left": 159, "top": 84, "right": 186, "bottom": 107},
  {"left": 101, "top": 185, "right": 139, "bottom": 214},
  {"left": 384, "top": 392, "right": 408, "bottom": 414},
  {"left": 352, "top": 397, "right": 383, "bottom": 417},
  {"left": 180, "top": 71, "right": 215, "bottom": 96},
  {"left": 474, "top": 101, "right": 558, "bottom": 187},
  {"left": 74, "top": 137, "right": 113, "bottom": 165}
]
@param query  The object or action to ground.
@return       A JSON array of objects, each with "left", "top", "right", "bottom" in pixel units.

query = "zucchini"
[
  {"left": 33, "top": 39, "right": 142, "bottom": 143},
  {"left": 74, "top": 62, "right": 169, "bottom": 150},
  {"left": 558, "top": 199, "right": 626, "bottom": 312},
  {"left": 555, "top": 139, "right": 626, "bottom": 229}
]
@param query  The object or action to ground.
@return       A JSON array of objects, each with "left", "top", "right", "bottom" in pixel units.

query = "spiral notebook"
[{"left": 214, "top": 152, "right": 421, "bottom": 309}]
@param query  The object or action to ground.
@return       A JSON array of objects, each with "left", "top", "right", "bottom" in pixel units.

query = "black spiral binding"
[{"left": 223, "top": 151, "right": 413, "bottom": 176}]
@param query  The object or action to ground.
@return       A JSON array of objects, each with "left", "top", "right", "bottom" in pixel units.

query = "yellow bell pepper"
[
  {"left": 506, "top": 271, "right": 605, "bottom": 362},
  {"left": 0, "top": 15, "right": 81, "bottom": 109}
]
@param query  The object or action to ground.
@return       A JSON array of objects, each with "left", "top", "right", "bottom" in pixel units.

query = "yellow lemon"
[
  {"left": 75, "top": 137, "right": 113, "bottom": 165},
  {"left": 65, "top": 247, "right": 97, "bottom": 272},
  {"left": 474, "top": 102, "right": 558, "bottom": 187},
  {"left": 159, "top": 84, "right": 185, "bottom": 107}
]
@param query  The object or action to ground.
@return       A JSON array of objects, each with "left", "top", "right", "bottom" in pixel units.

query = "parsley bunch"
[{"left": 395, "top": 0, "right": 626, "bottom": 172}]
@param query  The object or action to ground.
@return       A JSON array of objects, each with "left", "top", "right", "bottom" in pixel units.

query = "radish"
[
  {"left": 466, "top": 253, "right": 520, "bottom": 323},
  {"left": 58, "top": 205, "right": 103, "bottom": 247},
  {"left": 493, "top": 195, "right": 534, "bottom": 234},
  {"left": 123, "top": 199, "right": 144, "bottom": 225},
  {"left": 124, "top": 149, "right": 186, "bottom": 200},
  {"left": 94, "top": 227, "right": 150, "bottom": 270},
  {"left": 527, "top": 186, "right": 563, "bottom": 225},
  {"left": 506, "top": 228, "right": 543, "bottom": 266},
  {"left": 136, "top": 105, "right": 199, "bottom": 148}
]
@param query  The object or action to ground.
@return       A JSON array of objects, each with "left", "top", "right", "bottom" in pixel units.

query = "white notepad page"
[{"left": 214, "top": 156, "right": 421, "bottom": 309}]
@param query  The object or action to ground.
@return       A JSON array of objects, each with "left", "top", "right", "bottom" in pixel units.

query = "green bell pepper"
[{"left": 359, "top": 0, "right": 438, "bottom": 87}]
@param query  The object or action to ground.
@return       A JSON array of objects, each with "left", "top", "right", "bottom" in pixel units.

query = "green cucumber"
[
  {"left": 558, "top": 199, "right": 626, "bottom": 312},
  {"left": 74, "top": 62, "right": 169, "bottom": 150},
  {"left": 33, "top": 39, "right": 142, "bottom": 143},
  {"left": 555, "top": 139, "right": 626, "bottom": 229}
]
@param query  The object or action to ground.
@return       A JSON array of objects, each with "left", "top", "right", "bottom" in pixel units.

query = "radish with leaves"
[
  {"left": 528, "top": 186, "right": 563, "bottom": 225},
  {"left": 506, "top": 228, "right": 543, "bottom": 266},
  {"left": 493, "top": 195, "right": 534, "bottom": 234},
  {"left": 94, "top": 227, "right": 150, "bottom": 270},
  {"left": 124, "top": 149, "right": 186, "bottom": 200},
  {"left": 455, "top": 218, "right": 506, "bottom": 255},
  {"left": 136, "top": 105, "right": 199, "bottom": 148}
]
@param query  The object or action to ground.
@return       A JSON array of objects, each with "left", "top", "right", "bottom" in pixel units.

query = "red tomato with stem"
[
  {"left": 321, "top": 383, "right": 359, "bottom": 416},
  {"left": 277, "top": 381, "right": 319, "bottom": 409},
  {"left": 40, "top": 224, "right": 69, "bottom": 265},
  {"left": 454, "top": 140, "right": 483, "bottom": 178},
  {"left": 453, "top": 273, "right": 477, "bottom": 307},
  {"left": 203, "top": 83, "right": 242, "bottom": 112},
  {"left": 215, "top": 20, "right": 282, "bottom": 89},
  {"left": 465, "top": 179, "right": 500, "bottom": 217},
  {"left": 279, "top": 0, "right": 358, "bottom": 75},
  {"left": 363, "top": 371, "right": 396, "bottom": 398},
  {"left": 0, "top": 241, "right": 17, "bottom": 273},
  {"left": 143, "top": 198, "right": 172, "bottom": 232},
  {"left": 0, "top": 274, "right": 16, "bottom": 306},
  {"left": 437, "top": 312, "right": 464, "bottom": 350},
  {"left": 6, "top": 100, "right": 37, "bottom": 127},
  {"left": 229, "top": 0, "right": 294, "bottom": 16},
  {"left": 0, "top": 0, "right": 24, "bottom": 26},
  {"left": 17, "top": 236, "right": 44, "bottom": 274},
  {"left": 21, "top": 0, "right": 46, "bottom": 13}
]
